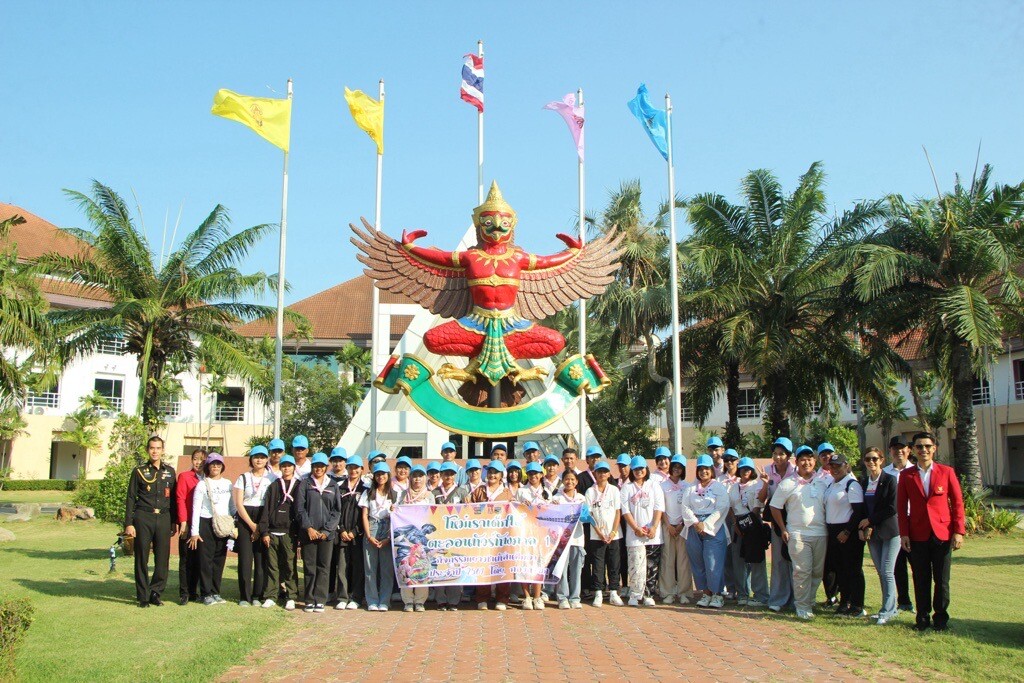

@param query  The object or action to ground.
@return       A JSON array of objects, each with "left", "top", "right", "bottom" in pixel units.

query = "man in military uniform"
[{"left": 124, "top": 436, "right": 178, "bottom": 607}]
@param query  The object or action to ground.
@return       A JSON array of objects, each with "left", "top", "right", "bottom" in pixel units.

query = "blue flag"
[{"left": 627, "top": 83, "right": 669, "bottom": 160}]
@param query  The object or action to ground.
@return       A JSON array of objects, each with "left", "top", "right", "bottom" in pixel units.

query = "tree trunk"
[
  {"left": 950, "top": 343, "right": 982, "bottom": 491},
  {"left": 881, "top": 417, "right": 893, "bottom": 451},
  {"left": 767, "top": 373, "right": 790, "bottom": 439},
  {"left": 137, "top": 329, "right": 156, "bottom": 426},
  {"left": 908, "top": 368, "right": 934, "bottom": 435},
  {"left": 723, "top": 360, "right": 741, "bottom": 447},
  {"left": 856, "top": 407, "right": 867, "bottom": 455}
]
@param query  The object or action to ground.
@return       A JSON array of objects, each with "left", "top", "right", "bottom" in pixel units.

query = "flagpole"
[
  {"left": 477, "top": 40, "right": 484, "bottom": 204},
  {"left": 370, "top": 79, "right": 385, "bottom": 450},
  {"left": 272, "top": 78, "right": 293, "bottom": 438},
  {"left": 665, "top": 93, "right": 682, "bottom": 455},
  {"left": 576, "top": 88, "right": 587, "bottom": 454}
]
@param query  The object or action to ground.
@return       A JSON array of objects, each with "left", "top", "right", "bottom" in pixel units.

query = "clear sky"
[{"left": 4, "top": 1, "right": 1024, "bottom": 304}]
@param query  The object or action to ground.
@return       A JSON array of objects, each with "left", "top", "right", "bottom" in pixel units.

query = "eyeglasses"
[
  {"left": 913, "top": 444, "right": 935, "bottom": 450},
  {"left": 863, "top": 457, "right": 881, "bottom": 463}
]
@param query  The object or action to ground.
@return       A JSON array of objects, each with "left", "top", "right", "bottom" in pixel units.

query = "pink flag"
[{"left": 543, "top": 93, "right": 585, "bottom": 161}]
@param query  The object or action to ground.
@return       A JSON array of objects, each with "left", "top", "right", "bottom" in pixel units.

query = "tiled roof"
[
  {"left": 0, "top": 202, "right": 92, "bottom": 262},
  {"left": 237, "top": 275, "right": 418, "bottom": 341}
]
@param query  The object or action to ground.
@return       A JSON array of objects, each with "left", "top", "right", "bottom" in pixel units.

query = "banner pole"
[
  {"left": 577, "top": 88, "right": 587, "bottom": 453},
  {"left": 370, "top": 79, "right": 385, "bottom": 450},
  {"left": 272, "top": 78, "right": 293, "bottom": 438},
  {"left": 665, "top": 93, "right": 682, "bottom": 455}
]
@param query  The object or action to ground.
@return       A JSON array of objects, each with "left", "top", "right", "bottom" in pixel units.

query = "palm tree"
[
  {"left": 853, "top": 165, "right": 1024, "bottom": 489},
  {"left": 683, "top": 163, "right": 888, "bottom": 438},
  {"left": 32, "top": 181, "right": 283, "bottom": 426}
]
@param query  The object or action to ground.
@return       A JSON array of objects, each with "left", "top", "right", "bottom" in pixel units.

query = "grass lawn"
[
  {"left": 770, "top": 530, "right": 1024, "bottom": 681},
  {"left": 0, "top": 518, "right": 290, "bottom": 682},
  {"left": 0, "top": 490, "right": 74, "bottom": 505}
]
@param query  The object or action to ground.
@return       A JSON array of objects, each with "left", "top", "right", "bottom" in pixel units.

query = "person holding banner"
[
  {"left": 360, "top": 462, "right": 398, "bottom": 611},
  {"left": 553, "top": 470, "right": 586, "bottom": 609},
  {"left": 620, "top": 456, "right": 665, "bottom": 607},
  {"left": 517, "top": 461, "right": 549, "bottom": 610},
  {"left": 506, "top": 460, "right": 523, "bottom": 496},
  {"left": 585, "top": 460, "right": 623, "bottom": 607},
  {"left": 470, "top": 461, "right": 514, "bottom": 610},
  {"left": 397, "top": 466, "right": 437, "bottom": 612},
  {"left": 433, "top": 462, "right": 469, "bottom": 611}
]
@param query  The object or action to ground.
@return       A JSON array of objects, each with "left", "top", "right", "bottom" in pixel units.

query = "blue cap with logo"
[
  {"left": 525, "top": 462, "right": 543, "bottom": 474},
  {"left": 372, "top": 462, "right": 391, "bottom": 474},
  {"left": 707, "top": 436, "right": 724, "bottom": 448},
  {"left": 249, "top": 445, "right": 269, "bottom": 458},
  {"left": 292, "top": 435, "right": 309, "bottom": 449},
  {"left": 268, "top": 439, "right": 286, "bottom": 452},
  {"left": 346, "top": 455, "right": 364, "bottom": 468},
  {"left": 465, "top": 459, "right": 482, "bottom": 471},
  {"left": 629, "top": 455, "right": 648, "bottom": 470},
  {"left": 695, "top": 454, "right": 715, "bottom": 469},
  {"left": 311, "top": 452, "right": 329, "bottom": 466},
  {"left": 773, "top": 437, "right": 794, "bottom": 454}
]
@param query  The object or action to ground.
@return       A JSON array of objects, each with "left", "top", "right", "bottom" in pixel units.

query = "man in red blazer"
[{"left": 897, "top": 432, "right": 966, "bottom": 631}]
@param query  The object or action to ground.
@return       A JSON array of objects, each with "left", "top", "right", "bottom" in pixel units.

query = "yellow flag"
[
  {"left": 344, "top": 87, "right": 384, "bottom": 154},
  {"left": 211, "top": 89, "right": 291, "bottom": 152}
]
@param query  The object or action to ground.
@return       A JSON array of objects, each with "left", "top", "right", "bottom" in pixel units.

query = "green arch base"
[{"left": 373, "top": 353, "right": 610, "bottom": 438}]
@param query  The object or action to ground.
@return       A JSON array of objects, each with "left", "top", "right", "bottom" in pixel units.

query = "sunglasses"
[{"left": 863, "top": 457, "right": 881, "bottom": 463}]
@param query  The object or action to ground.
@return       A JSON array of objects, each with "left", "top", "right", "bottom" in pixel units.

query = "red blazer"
[
  {"left": 175, "top": 470, "right": 201, "bottom": 527},
  {"left": 897, "top": 463, "right": 966, "bottom": 542}
]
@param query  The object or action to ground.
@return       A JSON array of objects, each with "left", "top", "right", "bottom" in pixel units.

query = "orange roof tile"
[{"left": 0, "top": 202, "right": 92, "bottom": 262}]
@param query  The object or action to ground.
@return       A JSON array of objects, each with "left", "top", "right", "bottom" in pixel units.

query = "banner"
[{"left": 390, "top": 501, "right": 582, "bottom": 587}]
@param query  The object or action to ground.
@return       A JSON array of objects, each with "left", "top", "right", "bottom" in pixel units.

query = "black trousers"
[
  {"left": 235, "top": 507, "right": 268, "bottom": 602},
  {"left": 177, "top": 532, "right": 201, "bottom": 599},
  {"left": 301, "top": 537, "right": 334, "bottom": 606},
  {"left": 330, "top": 540, "right": 364, "bottom": 603},
  {"left": 198, "top": 517, "right": 228, "bottom": 598},
  {"left": 132, "top": 510, "right": 171, "bottom": 603},
  {"left": 586, "top": 538, "right": 621, "bottom": 594},
  {"left": 910, "top": 536, "right": 952, "bottom": 628},
  {"left": 827, "top": 524, "right": 865, "bottom": 609},
  {"left": 823, "top": 531, "right": 840, "bottom": 602},
  {"left": 895, "top": 546, "right": 912, "bottom": 607},
  {"left": 618, "top": 521, "right": 630, "bottom": 589},
  {"left": 580, "top": 524, "right": 593, "bottom": 593}
]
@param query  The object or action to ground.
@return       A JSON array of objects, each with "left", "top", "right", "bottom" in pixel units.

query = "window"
[
  {"left": 97, "top": 337, "right": 128, "bottom": 356},
  {"left": 849, "top": 391, "right": 859, "bottom": 415},
  {"left": 94, "top": 377, "right": 124, "bottom": 412},
  {"left": 809, "top": 399, "right": 823, "bottom": 417},
  {"left": 159, "top": 398, "right": 181, "bottom": 419},
  {"left": 26, "top": 382, "right": 60, "bottom": 409},
  {"left": 215, "top": 387, "right": 245, "bottom": 422},
  {"left": 972, "top": 376, "right": 991, "bottom": 406},
  {"left": 737, "top": 388, "right": 761, "bottom": 419},
  {"left": 1014, "top": 359, "right": 1024, "bottom": 402},
  {"left": 680, "top": 392, "right": 694, "bottom": 422}
]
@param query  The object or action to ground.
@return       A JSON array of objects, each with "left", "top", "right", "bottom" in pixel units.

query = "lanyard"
[
  {"left": 311, "top": 476, "right": 329, "bottom": 495},
  {"left": 438, "top": 484, "right": 456, "bottom": 500}
]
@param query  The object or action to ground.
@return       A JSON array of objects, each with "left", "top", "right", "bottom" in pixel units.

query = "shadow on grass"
[
  {"left": 14, "top": 576, "right": 136, "bottom": 604},
  {"left": 918, "top": 617, "right": 1024, "bottom": 649},
  {"left": 1, "top": 546, "right": 112, "bottom": 562},
  {"left": 952, "top": 554, "right": 1024, "bottom": 567}
]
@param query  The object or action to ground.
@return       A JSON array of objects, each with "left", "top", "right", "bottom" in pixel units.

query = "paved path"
[{"left": 220, "top": 602, "right": 916, "bottom": 683}]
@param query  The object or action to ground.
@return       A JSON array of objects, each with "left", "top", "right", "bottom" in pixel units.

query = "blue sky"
[{"left": 4, "top": 1, "right": 1023, "bottom": 304}]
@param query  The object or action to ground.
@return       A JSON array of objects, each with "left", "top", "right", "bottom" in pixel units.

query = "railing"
[
  {"left": 103, "top": 396, "right": 124, "bottom": 412},
  {"left": 97, "top": 338, "right": 128, "bottom": 355},
  {"left": 215, "top": 404, "right": 245, "bottom": 422},
  {"left": 737, "top": 404, "right": 761, "bottom": 419},
  {"left": 25, "top": 390, "right": 60, "bottom": 409},
  {"left": 972, "top": 384, "right": 991, "bottom": 406},
  {"left": 159, "top": 400, "right": 181, "bottom": 419},
  {"left": 1016, "top": 380, "right": 1024, "bottom": 402}
]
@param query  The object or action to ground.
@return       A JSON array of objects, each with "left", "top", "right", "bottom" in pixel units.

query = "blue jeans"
[
  {"left": 557, "top": 546, "right": 585, "bottom": 602},
  {"left": 769, "top": 528, "right": 794, "bottom": 610},
  {"left": 684, "top": 525, "right": 728, "bottom": 594},
  {"left": 362, "top": 517, "right": 394, "bottom": 608},
  {"left": 868, "top": 535, "right": 901, "bottom": 620},
  {"left": 738, "top": 560, "right": 770, "bottom": 604}
]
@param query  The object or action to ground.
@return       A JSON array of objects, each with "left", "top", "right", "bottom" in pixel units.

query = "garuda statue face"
[{"left": 472, "top": 184, "right": 517, "bottom": 246}]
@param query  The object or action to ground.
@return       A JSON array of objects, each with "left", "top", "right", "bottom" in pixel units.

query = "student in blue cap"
[
  {"left": 433, "top": 461, "right": 469, "bottom": 611},
  {"left": 268, "top": 438, "right": 286, "bottom": 476},
  {"left": 579, "top": 445, "right": 603, "bottom": 494},
  {"left": 464, "top": 459, "right": 483, "bottom": 491},
  {"left": 438, "top": 441, "right": 467, "bottom": 487},
  {"left": 612, "top": 454, "right": 633, "bottom": 596},
  {"left": 233, "top": 445, "right": 276, "bottom": 607},
  {"left": 816, "top": 442, "right": 840, "bottom": 606},
  {"left": 541, "top": 454, "right": 562, "bottom": 498},
  {"left": 360, "top": 462, "right": 398, "bottom": 611},
  {"left": 706, "top": 436, "right": 726, "bottom": 477},
  {"left": 393, "top": 456, "right": 413, "bottom": 493},
  {"left": 521, "top": 441, "right": 542, "bottom": 465},
  {"left": 585, "top": 459, "right": 623, "bottom": 607},
  {"left": 516, "top": 461, "right": 548, "bottom": 610},
  {"left": 659, "top": 454, "right": 693, "bottom": 605},
  {"left": 758, "top": 437, "right": 796, "bottom": 612},
  {"left": 363, "top": 451, "right": 387, "bottom": 487},
  {"left": 292, "top": 435, "right": 311, "bottom": 479},
  {"left": 296, "top": 452, "right": 341, "bottom": 612},
  {"left": 334, "top": 454, "right": 367, "bottom": 610},
  {"left": 505, "top": 460, "right": 524, "bottom": 496},
  {"left": 259, "top": 454, "right": 300, "bottom": 610},
  {"left": 426, "top": 461, "right": 441, "bottom": 491},
  {"left": 730, "top": 457, "right": 770, "bottom": 607},
  {"left": 651, "top": 446, "right": 672, "bottom": 484},
  {"left": 553, "top": 469, "right": 586, "bottom": 609},
  {"left": 680, "top": 454, "right": 731, "bottom": 609},
  {"left": 620, "top": 455, "right": 665, "bottom": 606},
  {"left": 470, "top": 461, "right": 514, "bottom": 610},
  {"left": 718, "top": 448, "right": 742, "bottom": 601},
  {"left": 397, "top": 465, "right": 437, "bottom": 612}
]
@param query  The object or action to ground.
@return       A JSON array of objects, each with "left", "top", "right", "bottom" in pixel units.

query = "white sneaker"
[
  {"left": 261, "top": 599, "right": 275, "bottom": 609},
  {"left": 558, "top": 599, "right": 571, "bottom": 609},
  {"left": 592, "top": 592, "right": 603, "bottom": 607},
  {"left": 477, "top": 602, "right": 489, "bottom": 611},
  {"left": 677, "top": 594, "right": 690, "bottom": 605},
  {"left": 522, "top": 597, "right": 534, "bottom": 610},
  {"left": 367, "top": 604, "right": 379, "bottom": 611},
  {"left": 643, "top": 596, "right": 656, "bottom": 606},
  {"left": 335, "top": 601, "right": 347, "bottom": 610},
  {"left": 541, "top": 591, "right": 551, "bottom": 602},
  {"left": 378, "top": 604, "right": 389, "bottom": 612},
  {"left": 797, "top": 610, "right": 814, "bottom": 620},
  {"left": 238, "top": 600, "right": 250, "bottom": 607},
  {"left": 709, "top": 595, "right": 725, "bottom": 609},
  {"left": 570, "top": 600, "right": 582, "bottom": 609},
  {"left": 347, "top": 600, "right": 359, "bottom": 610},
  {"left": 662, "top": 594, "right": 676, "bottom": 605},
  {"left": 627, "top": 597, "right": 640, "bottom": 607},
  {"left": 768, "top": 605, "right": 782, "bottom": 613},
  {"left": 495, "top": 603, "right": 507, "bottom": 611},
  {"left": 696, "top": 594, "right": 712, "bottom": 608},
  {"left": 609, "top": 591, "right": 624, "bottom": 606},
  {"left": 535, "top": 598, "right": 545, "bottom": 610},
  {"left": 284, "top": 600, "right": 295, "bottom": 611},
  {"left": 875, "top": 616, "right": 890, "bottom": 626}
]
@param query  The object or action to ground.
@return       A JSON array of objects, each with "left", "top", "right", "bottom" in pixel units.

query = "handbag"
[{"left": 206, "top": 480, "right": 238, "bottom": 539}]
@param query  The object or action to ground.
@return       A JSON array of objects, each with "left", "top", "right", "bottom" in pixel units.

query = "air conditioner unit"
[
  {"left": 33, "top": 407, "right": 44, "bottom": 415},
  {"left": 99, "top": 410, "right": 114, "bottom": 418}
]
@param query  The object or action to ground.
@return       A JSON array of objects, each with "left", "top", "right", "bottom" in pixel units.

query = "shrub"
[
  {"left": 962, "top": 477, "right": 1023, "bottom": 535},
  {"left": 73, "top": 455, "right": 137, "bottom": 525},
  {"left": 2, "top": 480, "right": 77, "bottom": 491},
  {"left": 0, "top": 597, "right": 33, "bottom": 680}
]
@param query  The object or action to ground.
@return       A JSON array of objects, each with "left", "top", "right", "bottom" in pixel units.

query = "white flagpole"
[
  {"left": 272, "top": 78, "right": 293, "bottom": 438},
  {"left": 577, "top": 88, "right": 587, "bottom": 454},
  {"left": 477, "top": 40, "right": 485, "bottom": 204},
  {"left": 370, "top": 79, "right": 385, "bottom": 450},
  {"left": 665, "top": 93, "right": 682, "bottom": 455}
]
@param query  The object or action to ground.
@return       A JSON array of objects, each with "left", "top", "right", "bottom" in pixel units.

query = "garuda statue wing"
[
  {"left": 516, "top": 231, "right": 623, "bottom": 320},
  {"left": 350, "top": 218, "right": 472, "bottom": 320}
]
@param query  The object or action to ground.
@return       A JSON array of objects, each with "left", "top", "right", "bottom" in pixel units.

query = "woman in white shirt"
[
  {"left": 681, "top": 455, "right": 731, "bottom": 608},
  {"left": 396, "top": 466, "right": 436, "bottom": 612},
  {"left": 187, "top": 453, "right": 235, "bottom": 606},
  {"left": 517, "top": 462, "right": 548, "bottom": 610},
  {"left": 658, "top": 455, "right": 693, "bottom": 605},
  {"left": 552, "top": 470, "right": 586, "bottom": 609},
  {"left": 619, "top": 456, "right": 665, "bottom": 607},
  {"left": 730, "top": 457, "right": 770, "bottom": 607},
  {"left": 360, "top": 462, "right": 397, "bottom": 611},
  {"left": 584, "top": 460, "right": 622, "bottom": 607},
  {"left": 233, "top": 445, "right": 277, "bottom": 607},
  {"left": 824, "top": 453, "right": 866, "bottom": 617}
]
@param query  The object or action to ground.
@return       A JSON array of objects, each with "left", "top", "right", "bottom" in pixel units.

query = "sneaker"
[
  {"left": 346, "top": 600, "right": 359, "bottom": 610},
  {"left": 609, "top": 592, "right": 624, "bottom": 607},
  {"left": 534, "top": 599, "right": 545, "bottom": 611},
  {"left": 495, "top": 603, "right": 507, "bottom": 611},
  {"left": 303, "top": 604, "right": 315, "bottom": 613},
  {"left": 414, "top": 604, "right": 426, "bottom": 612},
  {"left": 367, "top": 604, "right": 379, "bottom": 611},
  {"left": 709, "top": 594, "right": 725, "bottom": 609},
  {"left": 768, "top": 605, "right": 782, "bottom": 612},
  {"left": 251, "top": 600, "right": 262, "bottom": 607},
  {"left": 737, "top": 597, "right": 749, "bottom": 606},
  {"left": 570, "top": 600, "right": 582, "bottom": 609},
  {"left": 213, "top": 595, "right": 226, "bottom": 604},
  {"left": 404, "top": 604, "right": 414, "bottom": 612},
  {"left": 592, "top": 592, "right": 603, "bottom": 607},
  {"left": 477, "top": 602, "right": 489, "bottom": 611},
  {"left": 662, "top": 594, "right": 676, "bottom": 605},
  {"left": 696, "top": 594, "right": 712, "bottom": 608},
  {"left": 642, "top": 596, "right": 656, "bottom": 606},
  {"left": 875, "top": 616, "right": 890, "bottom": 625},
  {"left": 509, "top": 594, "right": 523, "bottom": 604},
  {"left": 378, "top": 604, "right": 389, "bottom": 612},
  {"left": 262, "top": 599, "right": 276, "bottom": 609},
  {"left": 314, "top": 604, "right": 326, "bottom": 613},
  {"left": 627, "top": 597, "right": 640, "bottom": 607},
  {"left": 898, "top": 603, "right": 914, "bottom": 612},
  {"left": 284, "top": 600, "right": 296, "bottom": 611},
  {"left": 797, "top": 610, "right": 815, "bottom": 620},
  {"left": 676, "top": 594, "right": 690, "bottom": 605},
  {"left": 448, "top": 604, "right": 458, "bottom": 611},
  {"left": 238, "top": 600, "right": 250, "bottom": 607},
  {"left": 522, "top": 597, "right": 534, "bottom": 610},
  {"left": 335, "top": 601, "right": 347, "bottom": 610},
  {"left": 203, "top": 596, "right": 216, "bottom": 606},
  {"left": 847, "top": 608, "right": 867, "bottom": 618},
  {"left": 747, "top": 600, "right": 767, "bottom": 608}
]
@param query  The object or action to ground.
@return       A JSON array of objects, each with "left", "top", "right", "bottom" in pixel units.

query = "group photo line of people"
[{"left": 124, "top": 429, "right": 965, "bottom": 631}]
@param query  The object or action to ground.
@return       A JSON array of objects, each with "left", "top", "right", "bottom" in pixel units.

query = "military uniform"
[{"left": 124, "top": 461, "right": 177, "bottom": 605}]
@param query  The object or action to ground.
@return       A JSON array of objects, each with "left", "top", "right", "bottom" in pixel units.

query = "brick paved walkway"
[{"left": 220, "top": 601, "right": 916, "bottom": 683}]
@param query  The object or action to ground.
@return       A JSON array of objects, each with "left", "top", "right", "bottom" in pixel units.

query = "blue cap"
[
  {"left": 723, "top": 448, "right": 740, "bottom": 460},
  {"left": 396, "top": 456, "right": 413, "bottom": 468},
  {"left": 346, "top": 455, "right": 364, "bottom": 468},
  {"left": 487, "top": 460, "right": 506, "bottom": 473},
  {"left": 372, "top": 462, "right": 391, "bottom": 474},
  {"left": 441, "top": 441, "right": 457, "bottom": 453},
  {"left": 311, "top": 452, "right": 329, "bottom": 466},
  {"left": 707, "top": 436, "right": 724, "bottom": 448},
  {"left": 654, "top": 446, "right": 672, "bottom": 459},
  {"left": 737, "top": 457, "right": 756, "bottom": 471},
  {"left": 594, "top": 460, "right": 611, "bottom": 472},
  {"left": 329, "top": 447, "right": 347, "bottom": 461},
  {"left": 426, "top": 461, "right": 440, "bottom": 472},
  {"left": 670, "top": 454, "right": 688, "bottom": 467},
  {"left": 490, "top": 443, "right": 507, "bottom": 454},
  {"left": 439, "top": 462, "right": 459, "bottom": 474},
  {"left": 279, "top": 455, "right": 296, "bottom": 466},
  {"left": 585, "top": 445, "right": 604, "bottom": 458},
  {"left": 522, "top": 441, "right": 540, "bottom": 453},
  {"left": 795, "top": 445, "right": 814, "bottom": 457},
  {"left": 629, "top": 456, "right": 648, "bottom": 470},
  {"left": 291, "top": 435, "right": 309, "bottom": 449},
  {"left": 817, "top": 442, "right": 836, "bottom": 455},
  {"left": 543, "top": 454, "right": 560, "bottom": 465},
  {"left": 506, "top": 460, "right": 522, "bottom": 470},
  {"left": 249, "top": 445, "right": 269, "bottom": 458},
  {"left": 410, "top": 465, "right": 426, "bottom": 476},
  {"left": 525, "top": 462, "right": 543, "bottom": 474},
  {"left": 466, "top": 459, "right": 482, "bottom": 471},
  {"left": 773, "top": 437, "right": 794, "bottom": 454},
  {"left": 696, "top": 455, "right": 715, "bottom": 469},
  {"left": 616, "top": 453, "right": 631, "bottom": 466},
  {"left": 367, "top": 450, "right": 386, "bottom": 462},
  {"left": 268, "top": 439, "right": 285, "bottom": 452}
]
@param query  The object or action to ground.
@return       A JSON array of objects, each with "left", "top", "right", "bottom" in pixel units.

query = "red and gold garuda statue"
[{"left": 352, "top": 182, "right": 621, "bottom": 386}]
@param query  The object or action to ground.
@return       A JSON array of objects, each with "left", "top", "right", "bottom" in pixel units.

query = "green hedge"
[
  {"left": 995, "top": 484, "right": 1024, "bottom": 499},
  {"left": 1, "top": 480, "right": 78, "bottom": 491},
  {"left": 0, "top": 597, "right": 34, "bottom": 680}
]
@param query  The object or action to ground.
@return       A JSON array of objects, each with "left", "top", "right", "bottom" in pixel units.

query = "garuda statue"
[{"left": 352, "top": 182, "right": 621, "bottom": 387}]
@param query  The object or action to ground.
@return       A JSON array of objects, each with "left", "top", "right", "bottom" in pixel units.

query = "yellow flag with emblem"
[
  {"left": 344, "top": 87, "right": 384, "bottom": 154},
  {"left": 211, "top": 89, "right": 291, "bottom": 152}
]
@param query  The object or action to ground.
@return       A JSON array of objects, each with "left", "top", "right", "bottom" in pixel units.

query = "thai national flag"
[{"left": 460, "top": 53, "right": 484, "bottom": 112}]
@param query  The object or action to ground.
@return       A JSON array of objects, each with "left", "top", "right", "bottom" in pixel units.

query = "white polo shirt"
[
  {"left": 770, "top": 475, "right": 828, "bottom": 537},
  {"left": 824, "top": 473, "right": 864, "bottom": 524},
  {"left": 584, "top": 482, "right": 621, "bottom": 541},
  {"left": 730, "top": 479, "right": 764, "bottom": 516},
  {"left": 619, "top": 479, "right": 666, "bottom": 547},
  {"left": 660, "top": 477, "right": 689, "bottom": 526}
]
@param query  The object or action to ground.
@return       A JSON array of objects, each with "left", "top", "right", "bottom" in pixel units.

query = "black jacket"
[
  {"left": 296, "top": 476, "right": 342, "bottom": 537},
  {"left": 336, "top": 477, "right": 368, "bottom": 544},
  {"left": 859, "top": 471, "right": 899, "bottom": 540},
  {"left": 259, "top": 477, "right": 301, "bottom": 537}
]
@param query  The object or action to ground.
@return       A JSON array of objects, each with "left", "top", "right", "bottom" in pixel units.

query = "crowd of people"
[{"left": 124, "top": 431, "right": 966, "bottom": 630}]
